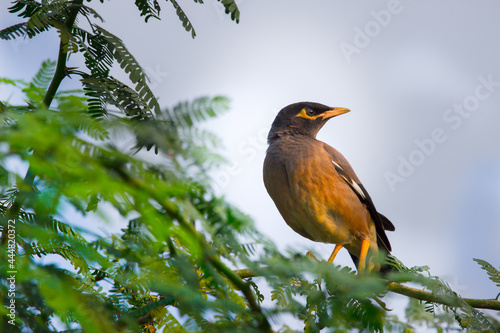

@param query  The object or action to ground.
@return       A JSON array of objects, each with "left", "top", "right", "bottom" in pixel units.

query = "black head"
[{"left": 267, "top": 102, "right": 350, "bottom": 143}]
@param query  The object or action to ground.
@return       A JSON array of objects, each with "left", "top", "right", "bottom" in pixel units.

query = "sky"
[{"left": 2, "top": 0, "right": 500, "bottom": 329}]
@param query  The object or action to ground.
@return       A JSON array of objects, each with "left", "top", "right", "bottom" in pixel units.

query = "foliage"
[
  {"left": 474, "top": 259, "right": 500, "bottom": 288},
  {"left": 0, "top": 1, "right": 499, "bottom": 332}
]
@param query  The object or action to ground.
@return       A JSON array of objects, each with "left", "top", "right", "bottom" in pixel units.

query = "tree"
[{"left": 0, "top": 1, "right": 499, "bottom": 332}]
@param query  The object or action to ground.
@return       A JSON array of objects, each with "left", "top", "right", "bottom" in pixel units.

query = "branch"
[
  {"left": 42, "top": 0, "right": 83, "bottom": 108},
  {"left": 1, "top": 0, "right": 83, "bottom": 245},
  {"left": 387, "top": 282, "right": 500, "bottom": 311},
  {"left": 209, "top": 256, "right": 271, "bottom": 330},
  {"left": 234, "top": 267, "right": 500, "bottom": 312}
]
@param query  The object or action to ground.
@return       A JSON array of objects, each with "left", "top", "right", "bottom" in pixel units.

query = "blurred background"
[{"left": 2, "top": 0, "right": 500, "bottom": 326}]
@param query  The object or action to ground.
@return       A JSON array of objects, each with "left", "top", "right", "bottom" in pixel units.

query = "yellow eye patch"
[{"left": 297, "top": 108, "right": 322, "bottom": 120}]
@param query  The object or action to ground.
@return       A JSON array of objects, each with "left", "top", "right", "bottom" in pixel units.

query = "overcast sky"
[{"left": 2, "top": 0, "right": 500, "bottom": 328}]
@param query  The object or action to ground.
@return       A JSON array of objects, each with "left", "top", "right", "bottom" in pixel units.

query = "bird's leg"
[
  {"left": 305, "top": 251, "right": 323, "bottom": 290},
  {"left": 327, "top": 244, "right": 343, "bottom": 263},
  {"left": 358, "top": 239, "right": 370, "bottom": 274},
  {"left": 306, "top": 251, "right": 320, "bottom": 262}
]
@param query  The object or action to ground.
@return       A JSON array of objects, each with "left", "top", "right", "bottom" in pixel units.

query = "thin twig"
[
  {"left": 387, "top": 282, "right": 500, "bottom": 311},
  {"left": 234, "top": 267, "right": 500, "bottom": 312}
]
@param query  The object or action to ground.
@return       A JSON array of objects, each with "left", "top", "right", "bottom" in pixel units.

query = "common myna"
[{"left": 263, "top": 102, "right": 395, "bottom": 273}]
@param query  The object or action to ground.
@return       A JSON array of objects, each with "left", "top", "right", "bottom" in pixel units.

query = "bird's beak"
[{"left": 320, "top": 107, "right": 350, "bottom": 120}]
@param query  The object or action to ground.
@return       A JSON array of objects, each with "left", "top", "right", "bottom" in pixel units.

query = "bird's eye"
[{"left": 305, "top": 108, "right": 315, "bottom": 116}]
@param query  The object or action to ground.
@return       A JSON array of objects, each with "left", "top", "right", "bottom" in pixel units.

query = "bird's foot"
[{"left": 372, "top": 296, "right": 392, "bottom": 311}]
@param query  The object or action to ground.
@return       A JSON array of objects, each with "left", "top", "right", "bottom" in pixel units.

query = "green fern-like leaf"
[
  {"left": 474, "top": 258, "right": 500, "bottom": 287},
  {"left": 17, "top": 59, "right": 57, "bottom": 105},
  {"left": 218, "top": 0, "right": 241, "bottom": 23},
  {"left": 456, "top": 307, "right": 497, "bottom": 332},
  {"left": 81, "top": 75, "right": 154, "bottom": 120},
  {"left": 133, "top": 96, "right": 229, "bottom": 162},
  {"left": 25, "top": 0, "right": 71, "bottom": 39},
  {"left": 94, "top": 25, "right": 160, "bottom": 114},
  {"left": 0, "top": 22, "right": 27, "bottom": 40},
  {"left": 166, "top": 96, "right": 230, "bottom": 128},
  {"left": 168, "top": 0, "right": 197, "bottom": 38},
  {"left": 271, "top": 286, "right": 288, "bottom": 307},
  {"left": 77, "top": 116, "right": 109, "bottom": 141},
  {"left": 471, "top": 308, "right": 497, "bottom": 331},
  {"left": 76, "top": 3, "right": 105, "bottom": 23},
  {"left": 19, "top": 212, "right": 88, "bottom": 244},
  {"left": 31, "top": 59, "right": 56, "bottom": 90},
  {"left": 134, "top": 0, "right": 161, "bottom": 22},
  {"left": 26, "top": 240, "right": 89, "bottom": 274},
  {"left": 74, "top": 27, "right": 114, "bottom": 78},
  {"left": 0, "top": 77, "right": 26, "bottom": 90},
  {"left": 423, "top": 301, "right": 435, "bottom": 314},
  {"left": 154, "top": 308, "right": 188, "bottom": 332},
  {"left": 8, "top": 0, "right": 42, "bottom": 18}
]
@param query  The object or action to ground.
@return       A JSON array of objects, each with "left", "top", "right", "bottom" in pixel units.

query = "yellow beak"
[{"left": 320, "top": 107, "right": 350, "bottom": 119}]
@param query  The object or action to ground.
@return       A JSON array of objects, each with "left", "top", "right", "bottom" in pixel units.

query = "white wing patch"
[{"left": 331, "top": 160, "right": 366, "bottom": 200}]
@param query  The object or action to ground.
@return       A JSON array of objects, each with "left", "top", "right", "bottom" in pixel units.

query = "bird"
[{"left": 263, "top": 102, "right": 395, "bottom": 273}]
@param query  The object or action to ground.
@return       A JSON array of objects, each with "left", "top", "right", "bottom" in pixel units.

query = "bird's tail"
[
  {"left": 379, "top": 213, "right": 395, "bottom": 231},
  {"left": 375, "top": 213, "right": 394, "bottom": 274},
  {"left": 349, "top": 253, "right": 360, "bottom": 270}
]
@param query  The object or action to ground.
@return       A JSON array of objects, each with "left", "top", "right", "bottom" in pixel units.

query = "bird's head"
[{"left": 268, "top": 102, "right": 350, "bottom": 143}]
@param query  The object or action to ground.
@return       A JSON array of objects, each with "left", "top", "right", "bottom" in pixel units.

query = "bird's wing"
[{"left": 322, "top": 143, "right": 394, "bottom": 252}]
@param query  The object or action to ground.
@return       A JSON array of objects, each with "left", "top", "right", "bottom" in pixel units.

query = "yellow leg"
[
  {"left": 327, "top": 244, "right": 343, "bottom": 263},
  {"left": 358, "top": 239, "right": 370, "bottom": 274},
  {"left": 306, "top": 251, "right": 320, "bottom": 262}
]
